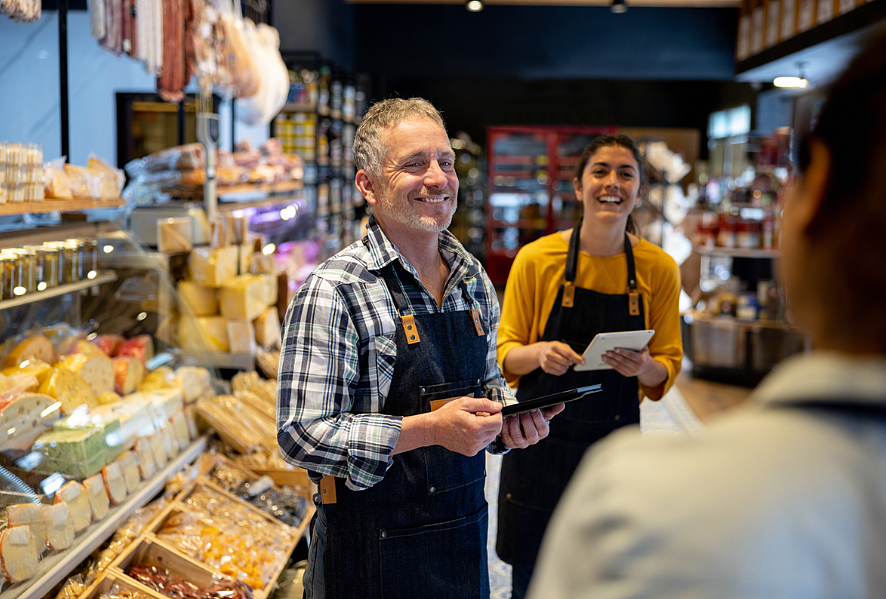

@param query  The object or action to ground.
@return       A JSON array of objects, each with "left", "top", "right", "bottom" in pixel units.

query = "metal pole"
[{"left": 58, "top": 0, "right": 69, "bottom": 161}]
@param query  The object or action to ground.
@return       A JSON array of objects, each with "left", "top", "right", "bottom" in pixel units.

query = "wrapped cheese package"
[
  {"left": 173, "top": 366, "right": 211, "bottom": 403},
  {"left": 134, "top": 437, "right": 157, "bottom": 479},
  {"left": 150, "top": 433, "right": 168, "bottom": 468},
  {"left": 1, "top": 359, "right": 52, "bottom": 390},
  {"left": 91, "top": 334, "right": 124, "bottom": 356},
  {"left": 179, "top": 316, "right": 229, "bottom": 352},
  {"left": 0, "top": 392, "right": 62, "bottom": 445},
  {"left": 35, "top": 418, "right": 123, "bottom": 478},
  {"left": 115, "top": 450, "right": 141, "bottom": 493},
  {"left": 2, "top": 335, "right": 55, "bottom": 369},
  {"left": 112, "top": 356, "right": 145, "bottom": 395},
  {"left": 101, "top": 462, "right": 128, "bottom": 505},
  {"left": 7, "top": 504, "right": 47, "bottom": 551},
  {"left": 42, "top": 503, "right": 75, "bottom": 551},
  {"left": 189, "top": 246, "right": 238, "bottom": 288},
  {"left": 54, "top": 481, "right": 91, "bottom": 533},
  {"left": 115, "top": 335, "right": 154, "bottom": 366},
  {"left": 38, "top": 367, "right": 98, "bottom": 414},
  {"left": 0, "top": 526, "right": 39, "bottom": 583},
  {"left": 170, "top": 411, "right": 191, "bottom": 448},
  {"left": 83, "top": 474, "right": 110, "bottom": 522}
]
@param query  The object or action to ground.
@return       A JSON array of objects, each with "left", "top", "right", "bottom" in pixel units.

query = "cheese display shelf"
[
  {"left": 0, "top": 199, "right": 126, "bottom": 217},
  {"left": 1, "top": 436, "right": 208, "bottom": 599}
]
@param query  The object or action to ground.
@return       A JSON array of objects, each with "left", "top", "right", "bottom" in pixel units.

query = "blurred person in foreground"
[
  {"left": 277, "top": 97, "right": 562, "bottom": 599},
  {"left": 527, "top": 27, "right": 886, "bottom": 599}
]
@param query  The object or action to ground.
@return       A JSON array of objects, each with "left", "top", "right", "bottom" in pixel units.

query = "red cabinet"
[{"left": 485, "top": 126, "right": 615, "bottom": 285}]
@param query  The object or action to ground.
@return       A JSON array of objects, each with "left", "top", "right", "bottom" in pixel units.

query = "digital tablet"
[
  {"left": 501, "top": 385, "right": 602, "bottom": 417},
  {"left": 573, "top": 330, "right": 655, "bottom": 372}
]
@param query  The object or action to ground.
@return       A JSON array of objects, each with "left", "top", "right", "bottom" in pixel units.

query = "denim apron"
[
  {"left": 308, "top": 261, "right": 491, "bottom": 599},
  {"left": 497, "top": 221, "right": 645, "bottom": 572}
]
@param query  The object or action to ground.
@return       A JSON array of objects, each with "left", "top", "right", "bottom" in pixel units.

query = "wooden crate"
[
  {"left": 208, "top": 453, "right": 315, "bottom": 500},
  {"left": 109, "top": 535, "right": 223, "bottom": 595},
  {"left": 80, "top": 570, "right": 168, "bottom": 599}
]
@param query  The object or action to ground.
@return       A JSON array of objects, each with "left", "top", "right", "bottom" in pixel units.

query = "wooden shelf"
[
  {"left": 0, "top": 198, "right": 125, "bottom": 216},
  {"left": 0, "top": 271, "right": 118, "bottom": 311},
  {"left": 3, "top": 436, "right": 209, "bottom": 599}
]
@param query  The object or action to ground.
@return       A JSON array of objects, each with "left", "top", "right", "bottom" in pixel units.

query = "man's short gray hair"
[{"left": 354, "top": 98, "right": 447, "bottom": 178}]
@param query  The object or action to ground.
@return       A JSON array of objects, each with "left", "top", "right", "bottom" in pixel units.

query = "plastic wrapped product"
[
  {"left": 0, "top": 361, "right": 51, "bottom": 392},
  {"left": 43, "top": 503, "right": 75, "bottom": 551},
  {"left": 161, "top": 425, "right": 179, "bottom": 459},
  {"left": 7, "top": 504, "right": 47, "bottom": 551},
  {"left": 188, "top": 246, "right": 238, "bottom": 288},
  {"left": 177, "top": 281, "right": 218, "bottom": 317},
  {"left": 58, "top": 353, "right": 115, "bottom": 396},
  {"left": 134, "top": 437, "right": 157, "bottom": 479},
  {"left": 38, "top": 367, "right": 98, "bottom": 414},
  {"left": 170, "top": 411, "right": 191, "bottom": 448},
  {"left": 102, "top": 462, "right": 128, "bottom": 505},
  {"left": 115, "top": 450, "right": 141, "bottom": 493},
  {"left": 173, "top": 366, "right": 211, "bottom": 403},
  {"left": 91, "top": 334, "right": 124, "bottom": 356},
  {"left": 35, "top": 419, "right": 123, "bottom": 478},
  {"left": 0, "top": 526, "right": 39, "bottom": 583},
  {"left": 150, "top": 433, "right": 167, "bottom": 468},
  {"left": 115, "top": 335, "right": 154, "bottom": 366},
  {"left": 2, "top": 335, "right": 55, "bottom": 368},
  {"left": 179, "top": 316, "right": 229, "bottom": 352},
  {"left": 83, "top": 474, "right": 110, "bottom": 521},
  {"left": 54, "top": 481, "right": 91, "bottom": 532},
  {"left": 0, "top": 392, "right": 62, "bottom": 445}
]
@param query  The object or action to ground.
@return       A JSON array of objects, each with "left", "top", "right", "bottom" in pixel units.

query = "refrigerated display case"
[{"left": 485, "top": 126, "right": 615, "bottom": 285}]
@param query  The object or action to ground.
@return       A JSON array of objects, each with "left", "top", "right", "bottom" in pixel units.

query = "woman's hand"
[
  {"left": 537, "top": 341, "right": 584, "bottom": 376},
  {"left": 602, "top": 346, "right": 667, "bottom": 387}
]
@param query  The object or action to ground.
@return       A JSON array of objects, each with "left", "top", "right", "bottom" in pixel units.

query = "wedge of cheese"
[
  {"left": 0, "top": 526, "right": 38, "bottom": 583},
  {"left": 0, "top": 392, "right": 61, "bottom": 445},
  {"left": 219, "top": 274, "right": 266, "bottom": 321},
  {"left": 7, "top": 504, "right": 47, "bottom": 551},
  {"left": 83, "top": 474, "right": 110, "bottom": 522},
  {"left": 66, "top": 339, "right": 108, "bottom": 358},
  {"left": 116, "top": 335, "right": 154, "bottom": 366},
  {"left": 137, "top": 366, "right": 177, "bottom": 393},
  {"left": 1, "top": 359, "right": 52, "bottom": 391},
  {"left": 173, "top": 366, "right": 211, "bottom": 403},
  {"left": 161, "top": 425, "right": 179, "bottom": 458},
  {"left": 226, "top": 319, "right": 256, "bottom": 355},
  {"left": 112, "top": 356, "right": 145, "bottom": 395},
  {"left": 261, "top": 273, "right": 278, "bottom": 306},
  {"left": 150, "top": 433, "right": 168, "bottom": 468},
  {"left": 43, "top": 503, "right": 74, "bottom": 551},
  {"left": 171, "top": 411, "right": 191, "bottom": 448},
  {"left": 238, "top": 242, "right": 254, "bottom": 276},
  {"left": 98, "top": 391, "right": 122, "bottom": 405},
  {"left": 253, "top": 306, "right": 281, "bottom": 349},
  {"left": 116, "top": 451, "right": 141, "bottom": 493},
  {"left": 179, "top": 316, "right": 229, "bottom": 352},
  {"left": 59, "top": 353, "right": 115, "bottom": 396},
  {"left": 134, "top": 437, "right": 157, "bottom": 479},
  {"left": 189, "top": 246, "right": 238, "bottom": 288},
  {"left": 101, "top": 462, "right": 127, "bottom": 505},
  {"left": 55, "top": 481, "right": 91, "bottom": 532},
  {"left": 178, "top": 280, "right": 219, "bottom": 316},
  {"left": 184, "top": 405, "right": 199, "bottom": 439},
  {"left": 2, "top": 336, "right": 54, "bottom": 369},
  {"left": 39, "top": 367, "right": 98, "bottom": 414},
  {"left": 91, "top": 334, "right": 123, "bottom": 356}
]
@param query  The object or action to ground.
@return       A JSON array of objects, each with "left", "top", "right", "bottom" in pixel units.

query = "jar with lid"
[
  {"left": 737, "top": 219, "right": 761, "bottom": 249},
  {"left": 16, "top": 248, "right": 37, "bottom": 294},
  {"left": 60, "top": 239, "right": 82, "bottom": 284},
  {"left": 0, "top": 253, "right": 12, "bottom": 300},
  {"left": 39, "top": 243, "right": 60, "bottom": 288},
  {"left": 81, "top": 238, "right": 99, "bottom": 277},
  {"left": 1, "top": 251, "right": 22, "bottom": 299}
]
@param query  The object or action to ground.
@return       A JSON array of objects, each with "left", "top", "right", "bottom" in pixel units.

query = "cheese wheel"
[
  {"left": 98, "top": 391, "right": 123, "bottom": 405},
  {"left": 1, "top": 359, "right": 52, "bottom": 391},
  {"left": 83, "top": 474, "right": 110, "bottom": 522},
  {"left": 101, "top": 462, "right": 127, "bottom": 505},
  {"left": 0, "top": 392, "right": 62, "bottom": 445},
  {"left": 7, "top": 504, "right": 47, "bottom": 551},
  {"left": 0, "top": 527, "right": 39, "bottom": 583},
  {"left": 42, "top": 503, "right": 74, "bottom": 551},
  {"left": 55, "top": 481, "right": 91, "bottom": 532},
  {"left": 134, "top": 437, "right": 157, "bottom": 479},
  {"left": 112, "top": 356, "right": 145, "bottom": 396},
  {"left": 91, "top": 334, "right": 124, "bottom": 356},
  {"left": 149, "top": 433, "right": 167, "bottom": 468},
  {"left": 2, "top": 336, "right": 55, "bottom": 369},
  {"left": 39, "top": 367, "right": 98, "bottom": 414},
  {"left": 116, "top": 451, "right": 141, "bottom": 493},
  {"left": 115, "top": 336, "right": 154, "bottom": 366},
  {"left": 59, "top": 353, "right": 115, "bottom": 396}
]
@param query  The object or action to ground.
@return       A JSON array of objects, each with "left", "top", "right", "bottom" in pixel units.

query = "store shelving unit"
[
  {"left": 0, "top": 199, "right": 125, "bottom": 216},
  {"left": 485, "top": 126, "right": 615, "bottom": 285}
]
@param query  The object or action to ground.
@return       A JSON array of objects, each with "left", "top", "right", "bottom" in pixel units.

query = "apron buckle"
[
  {"left": 562, "top": 282, "right": 575, "bottom": 308},
  {"left": 470, "top": 308, "right": 485, "bottom": 336},
  {"left": 629, "top": 291, "right": 640, "bottom": 316},
  {"left": 401, "top": 314, "right": 421, "bottom": 344}
]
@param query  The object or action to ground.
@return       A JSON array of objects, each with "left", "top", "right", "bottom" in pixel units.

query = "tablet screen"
[
  {"left": 501, "top": 385, "right": 602, "bottom": 417},
  {"left": 574, "top": 330, "right": 655, "bottom": 372}
]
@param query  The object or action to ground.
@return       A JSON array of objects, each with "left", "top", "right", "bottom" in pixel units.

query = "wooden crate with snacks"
[
  {"left": 209, "top": 453, "right": 315, "bottom": 499},
  {"left": 80, "top": 570, "right": 168, "bottom": 599}
]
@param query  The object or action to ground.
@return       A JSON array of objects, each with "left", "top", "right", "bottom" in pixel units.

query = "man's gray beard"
[{"left": 374, "top": 186, "right": 457, "bottom": 233}]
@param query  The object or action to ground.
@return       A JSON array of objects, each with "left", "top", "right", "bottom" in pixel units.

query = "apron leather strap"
[
  {"left": 624, "top": 232, "right": 640, "bottom": 316},
  {"left": 562, "top": 219, "right": 582, "bottom": 308}
]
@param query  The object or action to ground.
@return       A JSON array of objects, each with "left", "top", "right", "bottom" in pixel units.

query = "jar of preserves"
[
  {"left": 82, "top": 238, "right": 99, "bottom": 276},
  {"left": 60, "top": 240, "right": 81, "bottom": 284},
  {"left": 2, "top": 250, "right": 22, "bottom": 298},
  {"left": 40, "top": 243, "right": 60, "bottom": 288},
  {"left": 0, "top": 253, "right": 11, "bottom": 300},
  {"left": 17, "top": 248, "right": 36, "bottom": 294}
]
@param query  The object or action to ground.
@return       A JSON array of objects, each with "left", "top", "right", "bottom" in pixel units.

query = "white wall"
[{"left": 0, "top": 11, "right": 267, "bottom": 167}]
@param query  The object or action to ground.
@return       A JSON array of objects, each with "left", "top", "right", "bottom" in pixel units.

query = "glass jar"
[
  {"left": 82, "top": 238, "right": 99, "bottom": 277},
  {"left": 39, "top": 243, "right": 60, "bottom": 288},
  {"left": 17, "top": 248, "right": 36, "bottom": 294},
  {"left": 60, "top": 240, "right": 80, "bottom": 284},
  {"left": 0, "top": 253, "right": 11, "bottom": 300},
  {"left": 2, "top": 250, "right": 23, "bottom": 298}
]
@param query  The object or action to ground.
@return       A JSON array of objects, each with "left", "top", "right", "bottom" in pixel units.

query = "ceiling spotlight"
[
  {"left": 611, "top": 0, "right": 628, "bottom": 13},
  {"left": 774, "top": 61, "right": 808, "bottom": 88},
  {"left": 466, "top": 0, "right": 484, "bottom": 11}
]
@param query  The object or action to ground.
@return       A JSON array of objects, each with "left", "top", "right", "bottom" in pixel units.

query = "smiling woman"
[{"left": 495, "top": 133, "right": 684, "bottom": 598}]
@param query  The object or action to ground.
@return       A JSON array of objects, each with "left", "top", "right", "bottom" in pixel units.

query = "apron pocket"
[{"left": 379, "top": 504, "right": 489, "bottom": 599}]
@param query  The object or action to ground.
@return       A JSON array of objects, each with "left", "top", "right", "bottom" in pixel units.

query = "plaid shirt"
[{"left": 277, "top": 216, "right": 515, "bottom": 491}]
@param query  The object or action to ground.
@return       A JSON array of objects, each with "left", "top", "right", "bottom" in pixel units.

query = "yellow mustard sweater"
[{"left": 497, "top": 231, "right": 683, "bottom": 401}]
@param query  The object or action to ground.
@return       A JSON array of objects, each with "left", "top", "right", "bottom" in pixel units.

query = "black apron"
[
  {"left": 313, "top": 260, "right": 491, "bottom": 599},
  {"left": 497, "top": 222, "right": 646, "bottom": 571}
]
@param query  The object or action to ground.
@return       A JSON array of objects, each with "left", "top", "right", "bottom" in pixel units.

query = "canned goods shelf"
[{"left": 0, "top": 270, "right": 117, "bottom": 311}]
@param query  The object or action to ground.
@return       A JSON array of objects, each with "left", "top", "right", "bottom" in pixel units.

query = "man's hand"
[
  {"left": 537, "top": 341, "right": 584, "bottom": 375},
  {"left": 501, "top": 402, "right": 566, "bottom": 449},
  {"left": 427, "top": 397, "right": 503, "bottom": 457}
]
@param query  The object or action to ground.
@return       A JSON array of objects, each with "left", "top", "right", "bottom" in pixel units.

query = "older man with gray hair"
[{"left": 277, "top": 97, "right": 563, "bottom": 599}]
